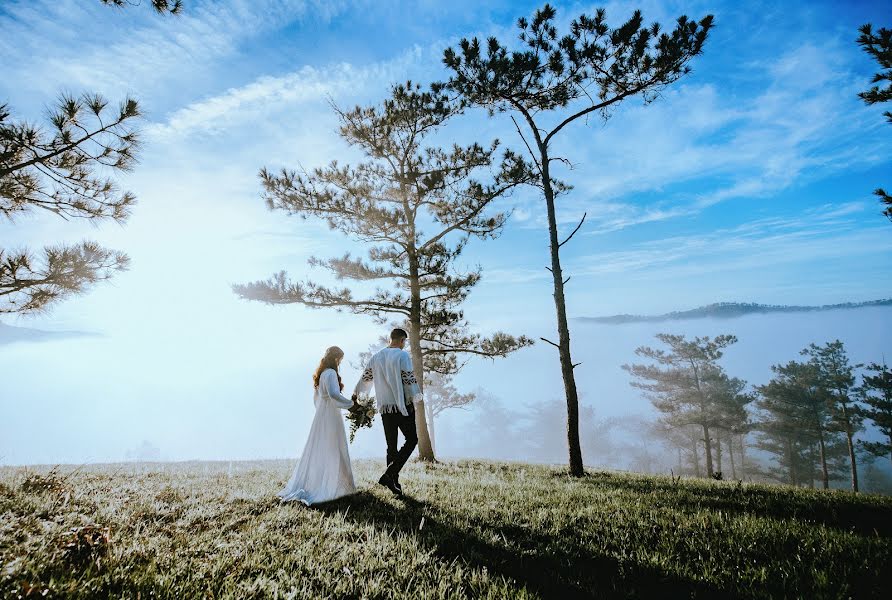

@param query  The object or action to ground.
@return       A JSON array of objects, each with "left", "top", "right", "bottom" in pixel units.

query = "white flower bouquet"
[{"left": 346, "top": 394, "right": 376, "bottom": 442}]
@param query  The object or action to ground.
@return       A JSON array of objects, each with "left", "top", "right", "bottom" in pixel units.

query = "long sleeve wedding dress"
[{"left": 278, "top": 368, "right": 356, "bottom": 505}]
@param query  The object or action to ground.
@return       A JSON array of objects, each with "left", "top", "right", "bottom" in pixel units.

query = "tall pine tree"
[
  {"left": 623, "top": 333, "right": 738, "bottom": 478},
  {"left": 803, "top": 341, "right": 864, "bottom": 492},
  {"left": 441, "top": 4, "right": 713, "bottom": 475},
  {"left": 709, "top": 370, "right": 752, "bottom": 479},
  {"left": 755, "top": 360, "right": 836, "bottom": 489},
  {"left": 233, "top": 82, "right": 533, "bottom": 461}
]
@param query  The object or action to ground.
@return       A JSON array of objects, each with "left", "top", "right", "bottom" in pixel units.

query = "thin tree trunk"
[
  {"left": 739, "top": 434, "right": 747, "bottom": 480},
  {"left": 427, "top": 402, "right": 437, "bottom": 455},
  {"left": 539, "top": 145, "right": 584, "bottom": 477},
  {"left": 840, "top": 402, "right": 859, "bottom": 492},
  {"left": 408, "top": 254, "right": 435, "bottom": 462},
  {"left": 729, "top": 435, "right": 737, "bottom": 480},
  {"left": 702, "top": 424, "right": 714, "bottom": 477},
  {"left": 691, "top": 434, "right": 701, "bottom": 478},
  {"left": 716, "top": 435, "right": 723, "bottom": 475},
  {"left": 809, "top": 445, "right": 817, "bottom": 489},
  {"left": 409, "top": 335, "right": 434, "bottom": 461},
  {"left": 816, "top": 424, "right": 829, "bottom": 490}
]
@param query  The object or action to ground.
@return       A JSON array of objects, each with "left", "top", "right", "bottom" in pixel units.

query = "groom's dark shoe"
[{"left": 378, "top": 474, "right": 402, "bottom": 496}]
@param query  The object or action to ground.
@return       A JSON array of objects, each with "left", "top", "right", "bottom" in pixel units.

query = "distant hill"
[
  {"left": 576, "top": 299, "right": 892, "bottom": 324},
  {"left": 0, "top": 322, "right": 99, "bottom": 345}
]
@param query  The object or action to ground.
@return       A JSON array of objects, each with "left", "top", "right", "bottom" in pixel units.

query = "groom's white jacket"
[{"left": 353, "top": 347, "right": 421, "bottom": 416}]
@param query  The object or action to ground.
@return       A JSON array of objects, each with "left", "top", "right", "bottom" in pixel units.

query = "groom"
[{"left": 352, "top": 328, "right": 421, "bottom": 496}]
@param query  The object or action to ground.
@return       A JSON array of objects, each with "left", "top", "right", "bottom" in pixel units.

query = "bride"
[{"left": 278, "top": 346, "right": 357, "bottom": 505}]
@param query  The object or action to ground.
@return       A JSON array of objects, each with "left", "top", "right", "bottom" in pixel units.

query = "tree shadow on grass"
[
  {"left": 314, "top": 491, "right": 729, "bottom": 599},
  {"left": 577, "top": 472, "right": 892, "bottom": 538}
]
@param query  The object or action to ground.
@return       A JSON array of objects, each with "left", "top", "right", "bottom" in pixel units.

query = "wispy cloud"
[
  {"left": 146, "top": 46, "right": 428, "bottom": 140},
  {"left": 486, "top": 200, "right": 886, "bottom": 287},
  {"left": 0, "top": 0, "right": 351, "bottom": 111},
  {"left": 571, "top": 201, "right": 888, "bottom": 279}
]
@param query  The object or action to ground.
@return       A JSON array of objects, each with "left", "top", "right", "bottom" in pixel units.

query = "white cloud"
[
  {"left": 0, "top": 0, "right": 351, "bottom": 111},
  {"left": 146, "top": 46, "right": 427, "bottom": 140}
]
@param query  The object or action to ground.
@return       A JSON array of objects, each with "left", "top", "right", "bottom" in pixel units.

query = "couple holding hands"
[{"left": 278, "top": 328, "right": 421, "bottom": 505}]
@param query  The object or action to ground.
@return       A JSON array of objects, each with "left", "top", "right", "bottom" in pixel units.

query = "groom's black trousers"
[{"left": 382, "top": 404, "right": 418, "bottom": 479}]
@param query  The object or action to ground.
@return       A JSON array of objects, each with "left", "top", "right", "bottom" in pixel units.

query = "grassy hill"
[{"left": 2, "top": 459, "right": 891, "bottom": 599}]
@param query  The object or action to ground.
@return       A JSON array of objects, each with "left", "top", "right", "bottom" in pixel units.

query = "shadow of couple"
[{"left": 311, "top": 488, "right": 723, "bottom": 599}]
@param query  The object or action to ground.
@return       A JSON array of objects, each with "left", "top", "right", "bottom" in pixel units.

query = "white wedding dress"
[{"left": 278, "top": 368, "right": 356, "bottom": 505}]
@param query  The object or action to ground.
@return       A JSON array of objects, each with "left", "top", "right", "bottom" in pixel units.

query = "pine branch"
[
  {"left": 232, "top": 272, "right": 410, "bottom": 316},
  {"left": 558, "top": 212, "right": 586, "bottom": 248},
  {"left": 0, "top": 242, "right": 129, "bottom": 314}
]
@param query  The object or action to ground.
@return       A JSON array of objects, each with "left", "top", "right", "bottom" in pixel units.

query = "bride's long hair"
[{"left": 313, "top": 346, "right": 345, "bottom": 390}]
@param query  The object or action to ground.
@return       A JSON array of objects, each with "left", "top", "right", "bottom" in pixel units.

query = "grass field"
[{"left": 1, "top": 459, "right": 891, "bottom": 599}]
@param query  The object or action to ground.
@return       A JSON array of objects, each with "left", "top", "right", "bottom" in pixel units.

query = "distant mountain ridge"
[
  {"left": 0, "top": 322, "right": 99, "bottom": 345},
  {"left": 576, "top": 299, "right": 892, "bottom": 324}
]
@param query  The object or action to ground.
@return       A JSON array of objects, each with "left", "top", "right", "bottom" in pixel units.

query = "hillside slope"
[{"left": 2, "top": 460, "right": 890, "bottom": 598}]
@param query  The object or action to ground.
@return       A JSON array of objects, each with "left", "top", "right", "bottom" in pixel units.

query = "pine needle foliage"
[
  {"left": 98, "top": 0, "right": 183, "bottom": 14},
  {"left": 1, "top": 0, "right": 179, "bottom": 313},
  {"left": 857, "top": 23, "right": 892, "bottom": 219},
  {"left": 0, "top": 95, "right": 140, "bottom": 313}
]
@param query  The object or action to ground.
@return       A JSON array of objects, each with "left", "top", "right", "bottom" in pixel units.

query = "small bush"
[{"left": 20, "top": 470, "right": 69, "bottom": 496}]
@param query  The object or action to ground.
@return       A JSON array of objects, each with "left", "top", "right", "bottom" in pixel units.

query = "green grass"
[{"left": 1, "top": 459, "right": 890, "bottom": 599}]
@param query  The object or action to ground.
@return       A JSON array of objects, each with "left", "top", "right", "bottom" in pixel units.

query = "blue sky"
[{"left": 1, "top": 0, "right": 891, "bottom": 464}]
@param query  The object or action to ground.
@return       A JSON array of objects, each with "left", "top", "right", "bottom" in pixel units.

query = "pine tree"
[
  {"left": 755, "top": 360, "right": 836, "bottom": 489},
  {"left": 441, "top": 4, "right": 713, "bottom": 476},
  {"left": 859, "top": 361, "right": 892, "bottom": 465},
  {"left": 803, "top": 341, "right": 864, "bottom": 492},
  {"left": 623, "top": 333, "right": 738, "bottom": 478},
  {"left": 1, "top": 0, "right": 180, "bottom": 314},
  {"left": 857, "top": 23, "right": 892, "bottom": 219},
  {"left": 233, "top": 82, "right": 534, "bottom": 461}
]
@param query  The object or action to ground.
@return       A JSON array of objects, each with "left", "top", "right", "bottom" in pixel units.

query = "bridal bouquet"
[{"left": 346, "top": 395, "right": 376, "bottom": 442}]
